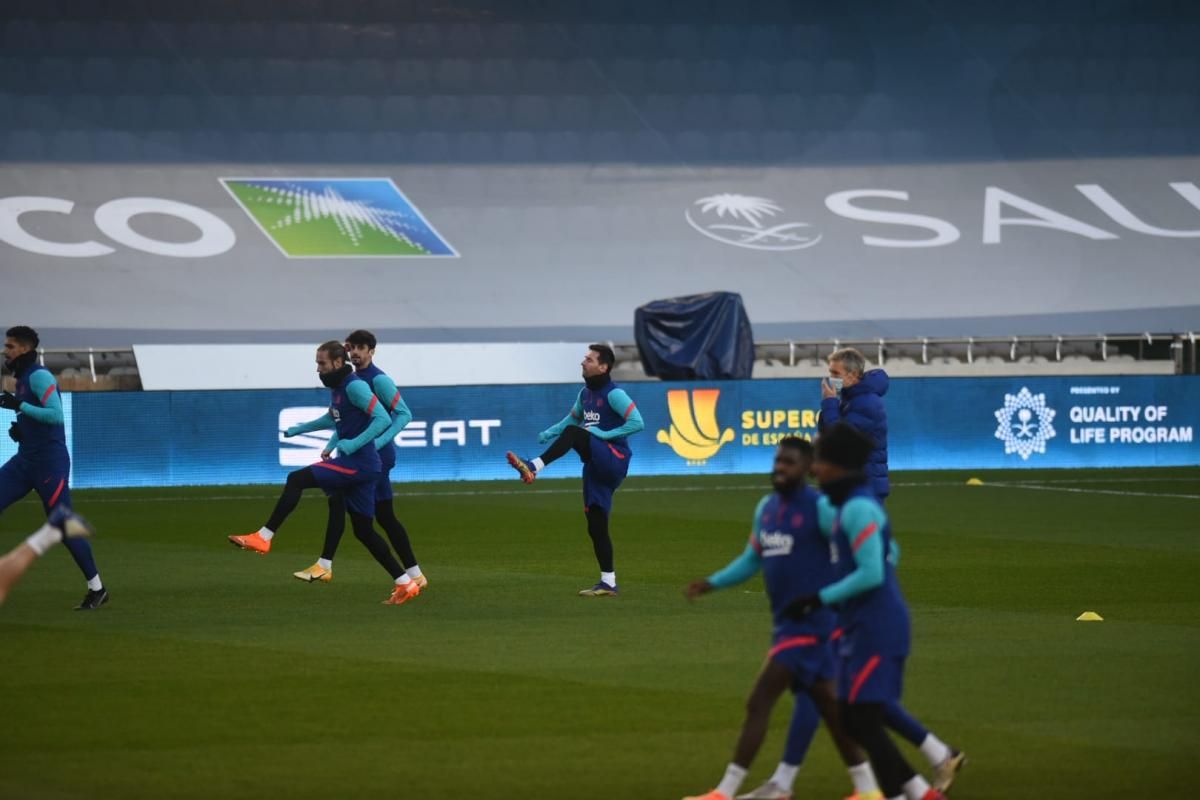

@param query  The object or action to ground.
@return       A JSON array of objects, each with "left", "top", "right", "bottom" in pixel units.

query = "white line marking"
[{"left": 982, "top": 482, "right": 1200, "bottom": 501}]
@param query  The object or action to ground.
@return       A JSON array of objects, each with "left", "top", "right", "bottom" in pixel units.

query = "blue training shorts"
[
  {"left": 582, "top": 441, "right": 630, "bottom": 514},
  {"left": 769, "top": 636, "right": 837, "bottom": 691},
  {"left": 0, "top": 454, "right": 72, "bottom": 515},
  {"left": 837, "top": 647, "right": 906, "bottom": 705},
  {"left": 311, "top": 457, "right": 378, "bottom": 517}
]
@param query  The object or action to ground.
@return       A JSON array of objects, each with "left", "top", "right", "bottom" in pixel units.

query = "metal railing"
[{"left": 34, "top": 347, "right": 138, "bottom": 383}]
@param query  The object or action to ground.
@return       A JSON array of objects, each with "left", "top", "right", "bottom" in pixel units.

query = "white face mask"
[{"left": 828, "top": 377, "right": 845, "bottom": 393}]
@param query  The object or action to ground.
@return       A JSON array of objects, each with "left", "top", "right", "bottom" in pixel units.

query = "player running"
[
  {"left": 0, "top": 505, "right": 95, "bottom": 607},
  {"left": 0, "top": 325, "right": 109, "bottom": 610},
  {"left": 681, "top": 438, "right": 884, "bottom": 800},
  {"left": 505, "top": 344, "right": 644, "bottom": 596},
  {"left": 228, "top": 340, "right": 420, "bottom": 605},
  {"left": 785, "top": 423, "right": 948, "bottom": 800},
  {"left": 293, "top": 330, "right": 426, "bottom": 589}
]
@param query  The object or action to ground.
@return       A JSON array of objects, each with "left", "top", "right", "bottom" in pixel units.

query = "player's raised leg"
[
  {"left": 231, "top": 466, "right": 322, "bottom": 554},
  {"left": 0, "top": 506, "right": 94, "bottom": 607}
]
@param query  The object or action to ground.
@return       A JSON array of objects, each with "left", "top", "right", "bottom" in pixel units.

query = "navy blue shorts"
[
  {"left": 374, "top": 467, "right": 394, "bottom": 504},
  {"left": 837, "top": 647, "right": 906, "bottom": 704},
  {"left": 582, "top": 441, "right": 630, "bottom": 513},
  {"left": 769, "top": 636, "right": 836, "bottom": 690},
  {"left": 0, "top": 454, "right": 72, "bottom": 515},
  {"left": 311, "top": 457, "right": 378, "bottom": 517}
]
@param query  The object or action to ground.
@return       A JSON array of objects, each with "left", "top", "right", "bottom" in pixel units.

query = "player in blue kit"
[
  {"left": 0, "top": 326, "right": 109, "bottom": 610},
  {"left": 505, "top": 345, "right": 644, "bottom": 596},
  {"left": 681, "top": 438, "right": 883, "bottom": 800},
  {"left": 293, "top": 330, "right": 426, "bottom": 589},
  {"left": 228, "top": 340, "right": 420, "bottom": 605},
  {"left": 786, "top": 423, "right": 946, "bottom": 800}
]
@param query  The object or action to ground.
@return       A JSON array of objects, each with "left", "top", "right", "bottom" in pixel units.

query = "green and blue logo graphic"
[{"left": 220, "top": 178, "right": 457, "bottom": 258}]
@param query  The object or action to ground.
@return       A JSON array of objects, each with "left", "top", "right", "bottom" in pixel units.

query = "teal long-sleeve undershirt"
[
  {"left": 707, "top": 495, "right": 769, "bottom": 589},
  {"left": 370, "top": 373, "right": 413, "bottom": 450},
  {"left": 19, "top": 370, "right": 64, "bottom": 425},
  {"left": 586, "top": 388, "right": 645, "bottom": 441},
  {"left": 337, "top": 380, "right": 391, "bottom": 455},
  {"left": 817, "top": 497, "right": 888, "bottom": 606}
]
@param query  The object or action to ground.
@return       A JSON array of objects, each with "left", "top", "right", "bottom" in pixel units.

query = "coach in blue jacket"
[{"left": 817, "top": 347, "right": 890, "bottom": 499}]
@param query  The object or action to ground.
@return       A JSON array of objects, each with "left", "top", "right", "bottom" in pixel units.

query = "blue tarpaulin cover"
[{"left": 635, "top": 292, "right": 755, "bottom": 380}]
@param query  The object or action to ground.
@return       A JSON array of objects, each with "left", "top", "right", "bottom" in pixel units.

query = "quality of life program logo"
[
  {"left": 657, "top": 389, "right": 736, "bottom": 464},
  {"left": 994, "top": 386, "right": 1057, "bottom": 460},
  {"left": 685, "top": 193, "right": 823, "bottom": 251},
  {"left": 221, "top": 178, "right": 458, "bottom": 258}
]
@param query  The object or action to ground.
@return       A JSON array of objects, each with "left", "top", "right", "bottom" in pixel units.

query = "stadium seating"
[{"left": 0, "top": 2, "right": 1196, "bottom": 163}]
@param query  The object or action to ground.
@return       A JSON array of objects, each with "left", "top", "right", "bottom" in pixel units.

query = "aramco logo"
[{"left": 657, "top": 389, "right": 735, "bottom": 464}]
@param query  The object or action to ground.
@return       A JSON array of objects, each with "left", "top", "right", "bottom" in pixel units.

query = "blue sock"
[
  {"left": 64, "top": 537, "right": 99, "bottom": 583},
  {"left": 782, "top": 691, "right": 821, "bottom": 765},
  {"left": 883, "top": 700, "right": 929, "bottom": 746}
]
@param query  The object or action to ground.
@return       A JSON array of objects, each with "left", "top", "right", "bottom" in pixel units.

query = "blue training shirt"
[{"left": 13, "top": 363, "right": 67, "bottom": 460}]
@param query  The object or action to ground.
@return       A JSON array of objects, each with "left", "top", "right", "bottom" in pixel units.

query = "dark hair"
[
  {"left": 346, "top": 329, "right": 377, "bottom": 350},
  {"left": 5, "top": 326, "right": 39, "bottom": 349},
  {"left": 815, "top": 423, "right": 876, "bottom": 471},
  {"left": 588, "top": 343, "right": 616, "bottom": 371},
  {"left": 777, "top": 436, "right": 815, "bottom": 459},
  {"left": 317, "top": 340, "right": 347, "bottom": 363}
]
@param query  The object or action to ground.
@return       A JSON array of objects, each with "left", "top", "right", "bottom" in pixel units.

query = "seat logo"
[
  {"left": 221, "top": 177, "right": 458, "bottom": 258},
  {"left": 657, "top": 389, "right": 735, "bottom": 463}
]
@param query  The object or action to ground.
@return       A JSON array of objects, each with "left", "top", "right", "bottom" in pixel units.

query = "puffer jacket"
[{"left": 818, "top": 368, "right": 890, "bottom": 498}]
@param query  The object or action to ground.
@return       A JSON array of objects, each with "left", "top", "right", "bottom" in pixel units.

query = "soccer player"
[
  {"left": 505, "top": 344, "right": 644, "bottom": 596},
  {"left": 228, "top": 340, "right": 420, "bottom": 605},
  {"left": 293, "top": 330, "right": 426, "bottom": 589},
  {"left": 785, "top": 423, "right": 947, "bottom": 800},
  {"left": 0, "top": 325, "right": 109, "bottom": 610},
  {"left": 681, "top": 438, "right": 883, "bottom": 800},
  {"left": 0, "top": 506, "right": 95, "bottom": 607},
  {"left": 820, "top": 349, "right": 965, "bottom": 791}
]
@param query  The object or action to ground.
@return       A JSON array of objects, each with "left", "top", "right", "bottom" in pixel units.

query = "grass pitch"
[{"left": 2, "top": 468, "right": 1198, "bottom": 799}]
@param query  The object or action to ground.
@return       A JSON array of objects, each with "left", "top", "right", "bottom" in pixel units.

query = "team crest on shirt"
[{"left": 758, "top": 530, "right": 795, "bottom": 558}]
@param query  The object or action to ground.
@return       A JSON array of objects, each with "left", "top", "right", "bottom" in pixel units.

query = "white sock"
[
  {"left": 23, "top": 523, "right": 60, "bottom": 556},
  {"left": 849, "top": 762, "right": 880, "bottom": 794},
  {"left": 601, "top": 571, "right": 616, "bottom": 587},
  {"left": 531, "top": 457, "right": 545, "bottom": 472},
  {"left": 258, "top": 526, "right": 275, "bottom": 542},
  {"left": 919, "top": 733, "right": 951, "bottom": 766},
  {"left": 715, "top": 763, "right": 748, "bottom": 799},
  {"left": 394, "top": 574, "right": 412, "bottom": 585},
  {"left": 769, "top": 761, "right": 800, "bottom": 791},
  {"left": 317, "top": 558, "right": 332, "bottom": 570},
  {"left": 903, "top": 775, "right": 932, "bottom": 799},
  {"left": 87, "top": 575, "right": 103, "bottom": 592},
  {"left": 406, "top": 566, "right": 422, "bottom": 579}
]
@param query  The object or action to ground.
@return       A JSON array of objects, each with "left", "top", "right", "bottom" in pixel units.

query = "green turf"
[{"left": 1, "top": 467, "right": 1198, "bottom": 799}]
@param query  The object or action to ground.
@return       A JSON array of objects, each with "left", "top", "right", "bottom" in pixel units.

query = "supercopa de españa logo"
[
  {"left": 221, "top": 178, "right": 457, "bottom": 258},
  {"left": 994, "top": 387, "right": 1057, "bottom": 460},
  {"left": 657, "top": 389, "right": 735, "bottom": 464}
]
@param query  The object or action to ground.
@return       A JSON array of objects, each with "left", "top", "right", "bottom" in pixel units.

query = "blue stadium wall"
[{"left": 14, "top": 376, "right": 1199, "bottom": 489}]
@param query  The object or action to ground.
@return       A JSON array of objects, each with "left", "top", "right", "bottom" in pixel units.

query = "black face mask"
[
  {"left": 820, "top": 473, "right": 868, "bottom": 507},
  {"left": 5, "top": 350, "right": 37, "bottom": 376},
  {"left": 319, "top": 364, "right": 353, "bottom": 388}
]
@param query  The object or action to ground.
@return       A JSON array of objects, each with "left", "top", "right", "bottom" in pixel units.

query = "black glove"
[
  {"left": 0, "top": 392, "right": 20, "bottom": 411},
  {"left": 8, "top": 421, "right": 20, "bottom": 443},
  {"left": 784, "top": 593, "right": 823, "bottom": 620}
]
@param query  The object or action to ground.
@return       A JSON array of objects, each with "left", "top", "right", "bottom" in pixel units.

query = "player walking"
[
  {"left": 506, "top": 345, "right": 644, "bottom": 596},
  {"left": 682, "top": 438, "right": 884, "bottom": 800},
  {"left": 0, "top": 325, "right": 109, "bottom": 609},
  {"left": 786, "top": 423, "right": 947, "bottom": 800},
  {"left": 293, "top": 330, "right": 426, "bottom": 589},
  {"left": 228, "top": 340, "right": 420, "bottom": 605}
]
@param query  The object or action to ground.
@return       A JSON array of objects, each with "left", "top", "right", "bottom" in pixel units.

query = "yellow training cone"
[
  {"left": 1076, "top": 611, "right": 1104, "bottom": 621},
  {"left": 966, "top": 478, "right": 984, "bottom": 486}
]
